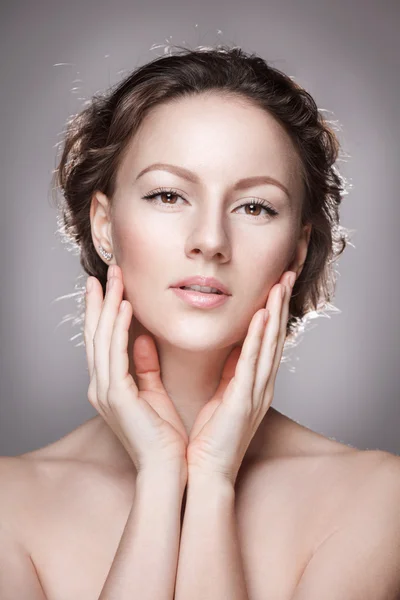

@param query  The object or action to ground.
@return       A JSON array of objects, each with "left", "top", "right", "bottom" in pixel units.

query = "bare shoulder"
[
  {"left": 243, "top": 444, "right": 397, "bottom": 501},
  {"left": 0, "top": 455, "right": 36, "bottom": 503},
  {"left": 0, "top": 455, "right": 38, "bottom": 542},
  {"left": 0, "top": 416, "right": 137, "bottom": 529},
  {"left": 0, "top": 453, "right": 54, "bottom": 508},
  {"left": 245, "top": 441, "right": 400, "bottom": 544},
  {"left": 327, "top": 445, "right": 400, "bottom": 476},
  {"left": 257, "top": 429, "right": 400, "bottom": 497},
  {"left": 0, "top": 435, "right": 136, "bottom": 600},
  {"left": 0, "top": 447, "right": 135, "bottom": 566},
  {"left": 316, "top": 445, "right": 400, "bottom": 497},
  {"left": 239, "top": 410, "right": 400, "bottom": 532},
  {"left": 367, "top": 447, "right": 400, "bottom": 473},
  {"left": 0, "top": 418, "right": 123, "bottom": 537},
  {"left": 234, "top": 425, "right": 400, "bottom": 597},
  {"left": 343, "top": 448, "right": 400, "bottom": 515}
]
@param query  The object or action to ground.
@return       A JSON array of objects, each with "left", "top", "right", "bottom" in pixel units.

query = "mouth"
[
  {"left": 170, "top": 277, "right": 231, "bottom": 296},
  {"left": 177, "top": 286, "right": 225, "bottom": 296},
  {"left": 170, "top": 286, "right": 231, "bottom": 308}
]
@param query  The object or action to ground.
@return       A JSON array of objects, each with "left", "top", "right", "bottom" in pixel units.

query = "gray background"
[{"left": 0, "top": 0, "right": 399, "bottom": 456}]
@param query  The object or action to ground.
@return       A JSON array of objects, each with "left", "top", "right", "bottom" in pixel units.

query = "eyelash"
[{"left": 141, "top": 187, "right": 279, "bottom": 219}]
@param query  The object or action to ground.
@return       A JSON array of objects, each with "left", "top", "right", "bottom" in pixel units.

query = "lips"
[{"left": 170, "top": 275, "right": 231, "bottom": 295}]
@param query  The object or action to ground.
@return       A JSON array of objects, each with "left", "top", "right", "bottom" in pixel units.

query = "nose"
[{"left": 184, "top": 204, "right": 231, "bottom": 263}]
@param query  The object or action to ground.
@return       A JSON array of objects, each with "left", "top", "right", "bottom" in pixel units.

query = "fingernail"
[{"left": 288, "top": 273, "right": 296, "bottom": 288}]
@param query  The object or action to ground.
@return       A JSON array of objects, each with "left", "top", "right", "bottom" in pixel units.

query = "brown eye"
[
  {"left": 235, "top": 199, "right": 278, "bottom": 219},
  {"left": 142, "top": 187, "right": 186, "bottom": 206},
  {"left": 157, "top": 192, "right": 180, "bottom": 204},
  {"left": 142, "top": 188, "right": 279, "bottom": 220},
  {"left": 244, "top": 203, "right": 263, "bottom": 216}
]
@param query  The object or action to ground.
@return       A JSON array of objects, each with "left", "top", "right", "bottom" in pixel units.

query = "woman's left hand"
[{"left": 186, "top": 270, "right": 296, "bottom": 486}]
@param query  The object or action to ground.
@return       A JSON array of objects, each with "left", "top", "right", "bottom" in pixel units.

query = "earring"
[{"left": 98, "top": 245, "right": 113, "bottom": 261}]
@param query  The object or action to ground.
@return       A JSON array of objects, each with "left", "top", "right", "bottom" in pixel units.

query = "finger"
[
  {"left": 253, "top": 283, "right": 285, "bottom": 402},
  {"left": 107, "top": 301, "right": 164, "bottom": 431},
  {"left": 94, "top": 273, "right": 124, "bottom": 402},
  {"left": 84, "top": 277, "right": 104, "bottom": 379},
  {"left": 132, "top": 336, "right": 189, "bottom": 440},
  {"left": 226, "top": 306, "right": 266, "bottom": 411},
  {"left": 109, "top": 318, "right": 177, "bottom": 427},
  {"left": 133, "top": 335, "right": 168, "bottom": 396},
  {"left": 109, "top": 301, "right": 187, "bottom": 440},
  {"left": 109, "top": 299, "right": 137, "bottom": 392},
  {"left": 268, "top": 278, "right": 293, "bottom": 387},
  {"left": 84, "top": 277, "right": 107, "bottom": 412}
]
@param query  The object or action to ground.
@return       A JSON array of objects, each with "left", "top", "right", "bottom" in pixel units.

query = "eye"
[
  {"left": 234, "top": 198, "right": 278, "bottom": 219},
  {"left": 141, "top": 187, "right": 279, "bottom": 220},
  {"left": 141, "top": 187, "right": 186, "bottom": 207}
]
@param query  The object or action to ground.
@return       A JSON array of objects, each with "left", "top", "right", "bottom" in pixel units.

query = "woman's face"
[{"left": 102, "top": 93, "right": 307, "bottom": 350}]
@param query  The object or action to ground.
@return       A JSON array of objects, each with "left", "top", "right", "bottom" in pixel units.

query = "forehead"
[{"left": 117, "top": 92, "right": 303, "bottom": 198}]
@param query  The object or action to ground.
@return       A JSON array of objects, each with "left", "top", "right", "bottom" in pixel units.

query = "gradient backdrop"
[{"left": 0, "top": 0, "right": 399, "bottom": 456}]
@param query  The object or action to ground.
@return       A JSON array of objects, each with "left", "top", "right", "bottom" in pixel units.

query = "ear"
[
  {"left": 90, "top": 190, "right": 115, "bottom": 263},
  {"left": 287, "top": 223, "right": 312, "bottom": 279}
]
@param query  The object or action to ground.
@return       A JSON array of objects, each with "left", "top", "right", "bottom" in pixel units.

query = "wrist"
[
  {"left": 137, "top": 464, "right": 187, "bottom": 492},
  {"left": 187, "top": 468, "right": 235, "bottom": 493}
]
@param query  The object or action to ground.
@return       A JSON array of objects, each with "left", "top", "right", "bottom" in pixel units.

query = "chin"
[{"left": 155, "top": 326, "right": 239, "bottom": 353}]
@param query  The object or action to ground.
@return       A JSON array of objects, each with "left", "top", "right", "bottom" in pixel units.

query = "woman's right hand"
[{"left": 84, "top": 264, "right": 189, "bottom": 483}]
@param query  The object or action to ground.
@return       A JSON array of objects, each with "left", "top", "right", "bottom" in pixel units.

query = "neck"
[
  {"left": 153, "top": 342, "right": 233, "bottom": 435},
  {"left": 123, "top": 315, "right": 280, "bottom": 463},
  {"left": 127, "top": 316, "right": 234, "bottom": 435}
]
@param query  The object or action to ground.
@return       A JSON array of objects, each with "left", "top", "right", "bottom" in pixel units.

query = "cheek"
[
  {"left": 112, "top": 205, "right": 175, "bottom": 264},
  {"left": 111, "top": 223, "right": 159, "bottom": 328},
  {"left": 111, "top": 216, "right": 174, "bottom": 304},
  {"left": 240, "top": 230, "right": 295, "bottom": 295},
  {"left": 113, "top": 224, "right": 148, "bottom": 269}
]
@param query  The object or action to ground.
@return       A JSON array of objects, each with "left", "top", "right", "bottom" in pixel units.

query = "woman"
[{"left": 1, "top": 45, "right": 399, "bottom": 600}]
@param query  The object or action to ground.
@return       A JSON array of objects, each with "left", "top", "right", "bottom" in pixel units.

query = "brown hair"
[{"left": 52, "top": 44, "right": 352, "bottom": 349}]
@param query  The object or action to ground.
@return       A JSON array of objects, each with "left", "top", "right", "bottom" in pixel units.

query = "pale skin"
[
  {"left": 92, "top": 92, "right": 311, "bottom": 441},
  {"left": 0, "top": 92, "right": 400, "bottom": 599},
  {"left": 84, "top": 261, "right": 296, "bottom": 599}
]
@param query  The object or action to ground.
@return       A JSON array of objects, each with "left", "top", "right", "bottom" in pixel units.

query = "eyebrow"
[{"left": 135, "top": 162, "right": 291, "bottom": 200}]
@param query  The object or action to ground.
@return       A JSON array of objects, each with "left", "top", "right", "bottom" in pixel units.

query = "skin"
[
  {"left": 4, "top": 92, "right": 398, "bottom": 600},
  {"left": 90, "top": 91, "right": 311, "bottom": 459}
]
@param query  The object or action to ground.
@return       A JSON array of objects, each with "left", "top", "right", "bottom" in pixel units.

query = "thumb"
[
  {"left": 133, "top": 335, "right": 166, "bottom": 395},
  {"left": 133, "top": 334, "right": 189, "bottom": 443}
]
